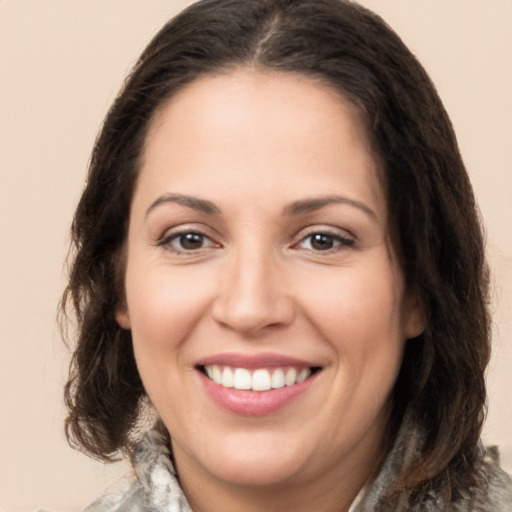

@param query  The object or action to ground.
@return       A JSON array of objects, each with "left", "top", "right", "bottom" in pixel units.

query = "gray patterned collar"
[{"left": 85, "top": 417, "right": 512, "bottom": 511}]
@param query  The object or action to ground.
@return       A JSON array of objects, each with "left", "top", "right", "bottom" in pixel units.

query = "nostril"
[{"left": 211, "top": 292, "right": 295, "bottom": 335}]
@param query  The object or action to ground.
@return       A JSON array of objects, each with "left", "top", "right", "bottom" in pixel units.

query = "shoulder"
[
  {"left": 467, "top": 452, "right": 512, "bottom": 512},
  {"left": 82, "top": 425, "right": 192, "bottom": 512},
  {"left": 83, "top": 481, "right": 148, "bottom": 512},
  {"left": 359, "top": 415, "right": 512, "bottom": 511}
]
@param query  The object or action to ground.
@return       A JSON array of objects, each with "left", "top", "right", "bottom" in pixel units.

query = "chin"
[
  {"left": 205, "top": 452, "right": 308, "bottom": 488},
  {"left": 173, "top": 428, "right": 314, "bottom": 488}
]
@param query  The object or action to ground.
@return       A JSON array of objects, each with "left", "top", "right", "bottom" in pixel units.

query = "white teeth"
[
  {"left": 233, "top": 368, "right": 252, "bottom": 390},
  {"left": 252, "top": 369, "right": 272, "bottom": 391},
  {"left": 285, "top": 368, "right": 297, "bottom": 386},
  {"left": 271, "top": 368, "right": 285, "bottom": 389},
  {"left": 204, "top": 365, "right": 314, "bottom": 391},
  {"left": 212, "top": 365, "right": 222, "bottom": 385},
  {"left": 296, "top": 368, "right": 311, "bottom": 383},
  {"left": 221, "top": 367, "right": 234, "bottom": 388}
]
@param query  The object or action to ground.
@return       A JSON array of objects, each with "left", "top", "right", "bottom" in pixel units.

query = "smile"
[
  {"left": 202, "top": 365, "right": 316, "bottom": 391},
  {"left": 195, "top": 353, "right": 322, "bottom": 415}
]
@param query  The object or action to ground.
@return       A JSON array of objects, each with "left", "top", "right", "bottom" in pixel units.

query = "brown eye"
[
  {"left": 310, "top": 233, "right": 336, "bottom": 251},
  {"left": 178, "top": 232, "right": 205, "bottom": 250},
  {"left": 297, "top": 231, "right": 354, "bottom": 252},
  {"left": 160, "top": 230, "right": 219, "bottom": 253}
]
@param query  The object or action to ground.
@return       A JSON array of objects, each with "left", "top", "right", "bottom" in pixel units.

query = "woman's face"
[{"left": 116, "top": 70, "right": 421, "bottom": 494}]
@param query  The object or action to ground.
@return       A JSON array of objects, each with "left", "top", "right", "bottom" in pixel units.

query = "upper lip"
[{"left": 195, "top": 352, "right": 321, "bottom": 369}]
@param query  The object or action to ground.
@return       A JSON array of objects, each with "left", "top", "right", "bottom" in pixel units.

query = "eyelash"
[
  {"left": 157, "top": 228, "right": 355, "bottom": 255},
  {"left": 158, "top": 230, "right": 219, "bottom": 254},
  {"left": 294, "top": 230, "right": 354, "bottom": 253}
]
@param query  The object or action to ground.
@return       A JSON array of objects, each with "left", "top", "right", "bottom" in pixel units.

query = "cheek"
[
  {"left": 298, "top": 259, "right": 406, "bottom": 398},
  {"left": 124, "top": 263, "right": 217, "bottom": 417},
  {"left": 299, "top": 262, "right": 404, "bottom": 343},
  {"left": 125, "top": 261, "right": 215, "bottom": 355}
]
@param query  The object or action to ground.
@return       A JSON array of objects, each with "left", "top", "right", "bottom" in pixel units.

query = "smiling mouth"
[{"left": 198, "top": 365, "right": 322, "bottom": 392}]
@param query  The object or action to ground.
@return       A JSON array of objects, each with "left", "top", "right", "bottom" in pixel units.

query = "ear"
[
  {"left": 403, "top": 291, "right": 427, "bottom": 340},
  {"left": 115, "top": 307, "right": 131, "bottom": 330}
]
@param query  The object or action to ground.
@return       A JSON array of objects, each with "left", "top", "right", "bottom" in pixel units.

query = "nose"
[{"left": 211, "top": 247, "right": 295, "bottom": 336}]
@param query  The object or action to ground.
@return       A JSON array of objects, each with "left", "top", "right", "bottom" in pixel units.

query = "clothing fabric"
[{"left": 85, "top": 421, "right": 512, "bottom": 512}]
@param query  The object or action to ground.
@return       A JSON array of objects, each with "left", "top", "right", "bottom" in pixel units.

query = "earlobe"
[
  {"left": 115, "top": 308, "right": 131, "bottom": 330},
  {"left": 406, "top": 317, "right": 426, "bottom": 340},
  {"left": 404, "top": 295, "right": 427, "bottom": 340}
]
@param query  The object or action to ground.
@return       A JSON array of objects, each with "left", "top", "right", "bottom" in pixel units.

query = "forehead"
[
  {"left": 138, "top": 69, "right": 385, "bottom": 219},
  {"left": 147, "top": 69, "right": 375, "bottom": 154}
]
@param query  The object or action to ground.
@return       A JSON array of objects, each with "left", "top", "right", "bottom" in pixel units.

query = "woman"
[{"left": 61, "top": 0, "right": 512, "bottom": 510}]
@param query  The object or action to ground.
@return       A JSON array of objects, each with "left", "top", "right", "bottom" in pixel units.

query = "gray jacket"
[{"left": 85, "top": 422, "right": 512, "bottom": 512}]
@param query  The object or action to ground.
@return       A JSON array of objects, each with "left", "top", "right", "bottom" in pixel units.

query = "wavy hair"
[{"left": 61, "top": 0, "right": 490, "bottom": 502}]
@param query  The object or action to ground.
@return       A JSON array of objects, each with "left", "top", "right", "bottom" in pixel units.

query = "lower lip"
[{"left": 199, "top": 370, "right": 318, "bottom": 416}]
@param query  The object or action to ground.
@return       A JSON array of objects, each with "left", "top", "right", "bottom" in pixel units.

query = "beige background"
[{"left": 0, "top": 1, "right": 510, "bottom": 510}]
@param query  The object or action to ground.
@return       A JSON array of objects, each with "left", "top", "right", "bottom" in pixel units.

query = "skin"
[{"left": 116, "top": 70, "right": 423, "bottom": 512}]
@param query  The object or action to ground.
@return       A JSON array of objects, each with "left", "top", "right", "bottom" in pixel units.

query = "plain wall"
[{"left": 0, "top": 1, "right": 510, "bottom": 509}]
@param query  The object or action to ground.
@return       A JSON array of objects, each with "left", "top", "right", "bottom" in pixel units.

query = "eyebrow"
[
  {"left": 282, "top": 195, "right": 378, "bottom": 221},
  {"left": 145, "top": 193, "right": 377, "bottom": 222},
  {"left": 145, "top": 193, "right": 221, "bottom": 217}
]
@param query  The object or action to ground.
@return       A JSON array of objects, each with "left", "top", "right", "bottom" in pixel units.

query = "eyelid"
[
  {"left": 292, "top": 226, "right": 355, "bottom": 251},
  {"left": 157, "top": 225, "right": 222, "bottom": 254}
]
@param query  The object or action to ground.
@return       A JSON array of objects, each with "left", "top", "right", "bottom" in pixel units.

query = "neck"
[
  {"left": 173, "top": 439, "right": 385, "bottom": 512},
  {"left": 181, "top": 469, "right": 363, "bottom": 512}
]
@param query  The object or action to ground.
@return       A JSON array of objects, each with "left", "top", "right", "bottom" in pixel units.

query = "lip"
[
  {"left": 195, "top": 352, "right": 321, "bottom": 416},
  {"left": 196, "top": 352, "right": 317, "bottom": 369}
]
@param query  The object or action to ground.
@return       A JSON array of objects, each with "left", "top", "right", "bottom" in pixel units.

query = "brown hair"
[{"left": 61, "top": 0, "right": 490, "bottom": 502}]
